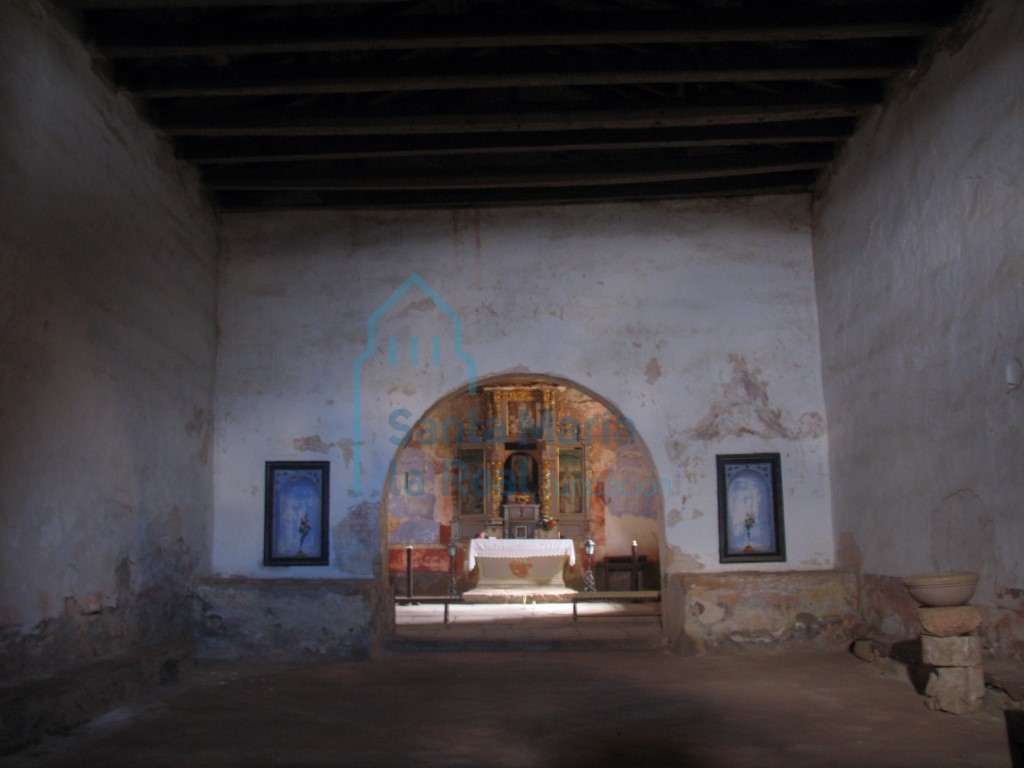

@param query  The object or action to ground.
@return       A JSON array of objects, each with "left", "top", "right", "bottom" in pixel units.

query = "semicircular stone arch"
[{"left": 383, "top": 373, "right": 664, "bottom": 595}]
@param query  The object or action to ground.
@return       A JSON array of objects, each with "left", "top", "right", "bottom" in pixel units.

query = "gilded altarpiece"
[{"left": 450, "top": 385, "right": 589, "bottom": 542}]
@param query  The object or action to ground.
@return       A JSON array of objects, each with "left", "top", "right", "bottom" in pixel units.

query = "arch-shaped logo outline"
[{"left": 352, "top": 273, "right": 477, "bottom": 494}]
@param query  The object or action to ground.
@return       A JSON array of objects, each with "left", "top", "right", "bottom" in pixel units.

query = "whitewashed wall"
[
  {"left": 814, "top": 0, "right": 1024, "bottom": 650},
  {"left": 0, "top": 0, "right": 218, "bottom": 674},
  {"left": 215, "top": 197, "right": 834, "bottom": 579}
]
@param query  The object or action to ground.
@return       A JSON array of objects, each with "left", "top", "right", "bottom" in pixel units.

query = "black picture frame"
[
  {"left": 264, "top": 461, "right": 329, "bottom": 566},
  {"left": 716, "top": 453, "right": 786, "bottom": 563}
]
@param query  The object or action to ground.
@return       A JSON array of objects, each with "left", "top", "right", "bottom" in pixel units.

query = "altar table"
[{"left": 467, "top": 539, "right": 576, "bottom": 589}]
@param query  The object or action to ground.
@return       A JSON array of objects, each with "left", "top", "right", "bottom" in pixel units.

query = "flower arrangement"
[
  {"left": 743, "top": 511, "right": 755, "bottom": 552},
  {"left": 537, "top": 516, "right": 557, "bottom": 531},
  {"left": 297, "top": 514, "right": 312, "bottom": 555}
]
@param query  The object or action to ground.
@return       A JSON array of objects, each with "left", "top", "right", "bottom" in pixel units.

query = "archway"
[{"left": 383, "top": 374, "right": 664, "bottom": 600}]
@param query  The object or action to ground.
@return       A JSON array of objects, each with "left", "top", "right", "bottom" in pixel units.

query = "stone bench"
[
  {"left": 571, "top": 590, "right": 661, "bottom": 622},
  {"left": 0, "top": 644, "right": 187, "bottom": 755}
]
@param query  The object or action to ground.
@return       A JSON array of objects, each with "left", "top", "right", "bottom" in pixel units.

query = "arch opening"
[{"left": 383, "top": 374, "right": 664, "bottom": 601}]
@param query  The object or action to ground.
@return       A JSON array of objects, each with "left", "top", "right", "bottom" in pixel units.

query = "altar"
[{"left": 467, "top": 538, "right": 576, "bottom": 590}]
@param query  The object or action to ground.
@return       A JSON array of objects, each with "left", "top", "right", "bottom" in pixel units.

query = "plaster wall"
[
  {"left": 214, "top": 197, "right": 834, "bottom": 589},
  {"left": 0, "top": 0, "right": 218, "bottom": 677},
  {"left": 813, "top": 0, "right": 1024, "bottom": 655}
]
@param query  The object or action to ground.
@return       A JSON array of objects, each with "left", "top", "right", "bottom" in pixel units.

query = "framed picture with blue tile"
[
  {"left": 264, "top": 461, "right": 329, "bottom": 566},
  {"left": 717, "top": 453, "right": 785, "bottom": 563}
]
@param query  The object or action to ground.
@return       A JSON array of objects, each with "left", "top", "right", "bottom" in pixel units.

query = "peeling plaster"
[
  {"left": 334, "top": 501, "right": 379, "bottom": 576},
  {"left": 395, "top": 296, "right": 440, "bottom": 318},
  {"left": 668, "top": 546, "right": 705, "bottom": 571},
  {"left": 293, "top": 434, "right": 333, "bottom": 454},
  {"left": 691, "top": 598, "right": 725, "bottom": 625},
  {"left": 664, "top": 438, "right": 706, "bottom": 485},
  {"left": 336, "top": 438, "right": 356, "bottom": 468},
  {"left": 686, "top": 355, "right": 825, "bottom": 442},
  {"left": 387, "top": 384, "right": 418, "bottom": 397},
  {"left": 678, "top": 572, "right": 858, "bottom": 652},
  {"left": 644, "top": 357, "right": 662, "bottom": 385}
]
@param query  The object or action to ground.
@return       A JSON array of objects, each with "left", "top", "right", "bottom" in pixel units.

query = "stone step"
[
  {"left": 0, "top": 644, "right": 188, "bottom": 755},
  {"left": 392, "top": 600, "right": 665, "bottom": 654},
  {"left": 385, "top": 633, "right": 667, "bottom": 654}
]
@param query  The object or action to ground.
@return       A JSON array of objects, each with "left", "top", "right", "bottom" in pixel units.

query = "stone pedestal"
[
  {"left": 918, "top": 605, "right": 982, "bottom": 637},
  {"left": 918, "top": 605, "right": 984, "bottom": 714}
]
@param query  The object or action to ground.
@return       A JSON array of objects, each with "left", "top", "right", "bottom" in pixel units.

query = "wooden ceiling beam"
[
  {"left": 178, "top": 121, "right": 856, "bottom": 164},
  {"left": 78, "top": 5, "right": 960, "bottom": 59},
  {"left": 159, "top": 103, "right": 872, "bottom": 137},
  {"left": 61, "top": 1, "right": 971, "bottom": 211},
  {"left": 70, "top": 0, "right": 365, "bottom": 6},
  {"left": 95, "top": 23, "right": 941, "bottom": 58},
  {"left": 200, "top": 151, "right": 832, "bottom": 191},
  {"left": 130, "top": 64, "right": 902, "bottom": 99},
  {"left": 209, "top": 171, "right": 819, "bottom": 212}
]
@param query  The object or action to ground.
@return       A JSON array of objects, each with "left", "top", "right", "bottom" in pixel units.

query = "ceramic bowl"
[{"left": 902, "top": 571, "right": 978, "bottom": 607}]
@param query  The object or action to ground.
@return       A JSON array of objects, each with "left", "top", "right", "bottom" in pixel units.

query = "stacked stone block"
[{"left": 919, "top": 606, "right": 984, "bottom": 714}]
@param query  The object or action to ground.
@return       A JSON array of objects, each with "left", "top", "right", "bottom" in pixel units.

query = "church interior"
[{"left": 1, "top": 0, "right": 1022, "bottom": 762}]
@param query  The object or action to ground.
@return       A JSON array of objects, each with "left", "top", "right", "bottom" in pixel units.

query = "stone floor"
[
  {"left": 3, "top": 606, "right": 1017, "bottom": 767},
  {"left": 389, "top": 598, "right": 666, "bottom": 651}
]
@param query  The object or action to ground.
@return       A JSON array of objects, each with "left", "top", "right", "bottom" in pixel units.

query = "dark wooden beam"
[
  {"left": 158, "top": 103, "right": 873, "bottom": 137},
  {"left": 200, "top": 149, "right": 832, "bottom": 191},
  {"left": 94, "top": 23, "right": 942, "bottom": 58},
  {"left": 177, "top": 121, "right": 856, "bottom": 164},
  {"left": 61, "top": 1, "right": 972, "bottom": 212},
  {"left": 71, "top": 0, "right": 367, "bottom": 6},
  {"left": 76, "top": 6, "right": 961, "bottom": 59},
  {"left": 129, "top": 63, "right": 903, "bottom": 99},
  {"left": 209, "top": 170, "right": 819, "bottom": 212}
]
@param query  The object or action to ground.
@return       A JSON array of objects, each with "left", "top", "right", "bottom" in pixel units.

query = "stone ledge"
[
  {"left": 196, "top": 577, "right": 386, "bottom": 662},
  {"left": 198, "top": 577, "right": 378, "bottom": 592},
  {"left": 667, "top": 570, "right": 858, "bottom": 654},
  {"left": 0, "top": 643, "right": 188, "bottom": 756}
]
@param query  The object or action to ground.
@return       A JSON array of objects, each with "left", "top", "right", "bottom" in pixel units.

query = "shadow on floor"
[{"left": 3, "top": 650, "right": 1012, "bottom": 768}]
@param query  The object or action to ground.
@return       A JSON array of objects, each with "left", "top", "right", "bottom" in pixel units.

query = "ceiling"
[{"left": 62, "top": 0, "right": 974, "bottom": 212}]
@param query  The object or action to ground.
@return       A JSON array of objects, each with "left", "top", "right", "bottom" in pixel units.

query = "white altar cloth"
[{"left": 467, "top": 538, "right": 576, "bottom": 571}]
